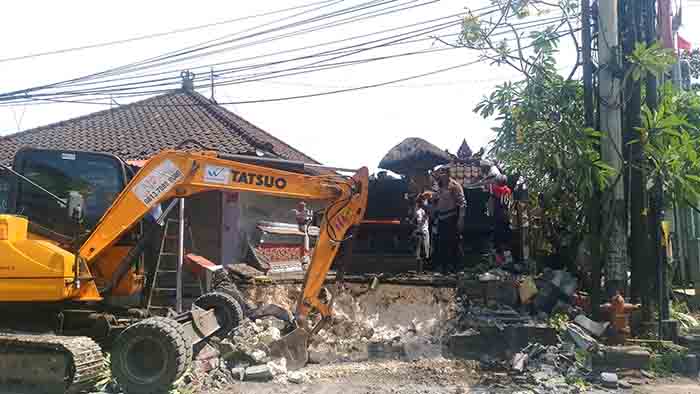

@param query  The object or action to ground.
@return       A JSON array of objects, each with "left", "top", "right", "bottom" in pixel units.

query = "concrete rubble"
[
  {"left": 89, "top": 267, "right": 697, "bottom": 394},
  {"left": 177, "top": 282, "right": 459, "bottom": 392}
]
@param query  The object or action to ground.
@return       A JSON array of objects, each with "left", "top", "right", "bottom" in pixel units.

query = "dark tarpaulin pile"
[{"left": 378, "top": 137, "right": 455, "bottom": 175}]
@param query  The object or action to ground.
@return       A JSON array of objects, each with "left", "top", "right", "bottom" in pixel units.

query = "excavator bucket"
[
  {"left": 268, "top": 327, "right": 310, "bottom": 371},
  {"left": 247, "top": 303, "right": 310, "bottom": 370}
]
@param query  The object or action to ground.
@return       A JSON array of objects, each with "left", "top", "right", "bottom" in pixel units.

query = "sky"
[{"left": 1, "top": 0, "right": 699, "bottom": 173}]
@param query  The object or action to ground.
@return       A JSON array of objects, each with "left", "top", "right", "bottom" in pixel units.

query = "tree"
[
  {"left": 458, "top": 1, "right": 608, "bottom": 267},
  {"left": 459, "top": 0, "right": 697, "bottom": 282}
]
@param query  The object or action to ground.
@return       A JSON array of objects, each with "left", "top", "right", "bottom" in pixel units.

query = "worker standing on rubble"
[
  {"left": 434, "top": 168, "right": 466, "bottom": 274},
  {"left": 491, "top": 176, "right": 513, "bottom": 265},
  {"left": 413, "top": 196, "right": 430, "bottom": 273}
]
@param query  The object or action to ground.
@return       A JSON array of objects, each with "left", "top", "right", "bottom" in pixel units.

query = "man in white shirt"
[{"left": 414, "top": 197, "right": 430, "bottom": 273}]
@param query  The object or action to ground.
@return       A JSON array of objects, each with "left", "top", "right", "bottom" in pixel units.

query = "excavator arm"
[{"left": 77, "top": 149, "right": 368, "bottom": 329}]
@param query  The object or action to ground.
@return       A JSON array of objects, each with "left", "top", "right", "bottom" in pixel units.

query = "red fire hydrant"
[{"left": 600, "top": 293, "right": 640, "bottom": 345}]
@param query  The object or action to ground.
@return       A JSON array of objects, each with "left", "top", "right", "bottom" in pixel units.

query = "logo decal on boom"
[
  {"left": 230, "top": 170, "right": 287, "bottom": 190},
  {"left": 203, "top": 165, "right": 231, "bottom": 184}
]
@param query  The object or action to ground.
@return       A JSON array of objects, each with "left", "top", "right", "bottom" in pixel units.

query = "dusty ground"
[
  {"left": 198, "top": 358, "right": 700, "bottom": 394},
  {"left": 205, "top": 359, "right": 481, "bottom": 394},
  {"left": 632, "top": 377, "right": 700, "bottom": 394}
]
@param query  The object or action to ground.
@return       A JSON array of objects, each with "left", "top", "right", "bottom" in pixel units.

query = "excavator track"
[{"left": 0, "top": 332, "right": 106, "bottom": 394}]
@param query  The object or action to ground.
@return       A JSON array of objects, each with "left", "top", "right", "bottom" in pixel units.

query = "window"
[
  {"left": 14, "top": 150, "right": 126, "bottom": 236},
  {"left": 0, "top": 175, "right": 9, "bottom": 214}
]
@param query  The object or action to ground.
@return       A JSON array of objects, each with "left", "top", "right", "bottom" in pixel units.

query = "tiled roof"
[{"left": 0, "top": 89, "right": 319, "bottom": 165}]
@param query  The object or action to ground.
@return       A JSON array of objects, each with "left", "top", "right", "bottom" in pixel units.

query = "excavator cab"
[{"left": 8, "top": 147, "right": 134, "bottom": 240}]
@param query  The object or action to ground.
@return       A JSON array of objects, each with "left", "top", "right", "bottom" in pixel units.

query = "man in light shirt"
[{"left": 413, "top": 196, "right": 430, "bottom": 273}]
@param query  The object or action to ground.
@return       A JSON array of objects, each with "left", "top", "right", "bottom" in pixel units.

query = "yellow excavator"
[{"left": 0, "top": 147, "right": 368, "bottom": 393}]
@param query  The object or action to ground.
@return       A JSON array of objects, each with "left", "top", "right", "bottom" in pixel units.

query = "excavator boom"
[{"left": 79, "top": 150, "right": 346, "bottom": 261}]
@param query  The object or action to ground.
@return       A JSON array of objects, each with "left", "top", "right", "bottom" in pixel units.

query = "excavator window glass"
[
  {"left": 0, "top": 174, "right": 9, "bottom": 214},
  {"left": 12, "top": 150, "right": 127, "bottom": 236}
]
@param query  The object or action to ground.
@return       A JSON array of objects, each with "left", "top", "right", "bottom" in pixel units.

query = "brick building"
[{"left": 0, "top": 85, "right": 321, "bottom": 268}]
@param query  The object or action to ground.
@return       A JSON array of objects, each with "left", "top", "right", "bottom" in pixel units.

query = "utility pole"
[
  {"left": 582, "top": 0, "right": 594, "bottom": 128},
  {"left": 582, "top": 0, "right": 602, "bottom": 319},
  {"left": 644, "top": 0, "right": 672, "bottom": 339},
  {"left": 598, "top": 0, "right": 627, "bottom": 298},
  {"left": 622, "top": 0, "right": 647, "bottom": 308},
  {"left": 657, "top": 0, "right": 677, "bottom": 338}
]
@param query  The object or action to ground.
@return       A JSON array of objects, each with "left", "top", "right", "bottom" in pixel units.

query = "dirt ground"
[
  {"left": 199, "top": 359, "right": 700, "bottom": 394},
  {"left": 632, "top": 378, "right": 700, "bottom": 394}
]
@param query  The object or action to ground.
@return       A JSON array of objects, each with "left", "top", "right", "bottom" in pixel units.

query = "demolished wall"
[{"left": 242, "top": 283, "right": 458, "bottom": 360}]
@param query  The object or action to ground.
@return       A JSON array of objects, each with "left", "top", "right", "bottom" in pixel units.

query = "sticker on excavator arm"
[
  {"left": 132, "top": 159, "right": 184, "bottom": 207},
  {"left": 203, "top": 165, "right": 231, "bottom": 184}
]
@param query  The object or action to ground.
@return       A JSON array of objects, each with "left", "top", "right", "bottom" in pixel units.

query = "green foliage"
[
  {"left": 574, "top": 348, "right": 588, "bottom": 366},
  {"left": 647, "top": 344, "right": 688, "bottom": 376},
  {"left": 460, "top": 13, "right": 483, "bottom": 46},
  {"left": 565, "top": 375, "right": 591, "bottom": 391},
  {"left": 547, "top": 312, "right": 570, "bottom": 333},
  {"left": 670, "top": 300, "right": 700, "bottom": 332},
  {"left": 474, "top": 61, "right": 611, "bottom": 254},
  {"left": 466, "top": 1, "right": 700, "bottom": 266},
  {"left": 634, "top": 82, "right": 700, "bottom": 207},
  {"left": 627, "top": 41, "right": 677, "bottom": 82}
]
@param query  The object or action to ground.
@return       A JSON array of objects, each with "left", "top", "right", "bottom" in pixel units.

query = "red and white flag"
[{"left": 678, "top": 35, "right": 692, "bottom": 53}]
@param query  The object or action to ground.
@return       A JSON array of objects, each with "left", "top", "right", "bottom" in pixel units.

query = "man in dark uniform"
[{"left": 433, "top": 169, "right": 466, "bottom": 274}]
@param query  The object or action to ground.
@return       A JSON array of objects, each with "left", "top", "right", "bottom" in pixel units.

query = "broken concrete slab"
[
  {"left": 448, "top": 323, "right": 558, "bottom": 360},
  {"left": 506, "top": 324, "right": 558, "bottom": 349},
  {"left": 567, "top": 323, "right": 598, "bottom": 351},
  {"left": 447, "top": 330, "right": 504, "bottom": 359},
  {"left": 287, "top": 371, "right": 309, "bottom": 384},
  {"left": 244, "top": 365, "right": 274, "bottom": 381},
  {"left": 511, "top": 352, "right": 528, "bottom": 372},
  {"left": 600, "top": 372, "right": 618, "bottom": 389},
  {"left": 574, "top": 315, "right": 609, "bottom": 337},
  {"left": 679, "top": 334, "right": 700, "bottom": 353},
  {"left": 220, "top": 338, "right": 270, "bottom": 365},
  {"left": 593, "top": 346, "right": 651, "bottom": 371},
  {"left": 683, "top": 354, "right": 699, "bottom": 376}
]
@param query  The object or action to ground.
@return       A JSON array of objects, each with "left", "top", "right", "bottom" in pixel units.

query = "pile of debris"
[
  {"left": 448, "top": 264, "right": 700, "bottom": 393},
  {"left": 180, "top": 281, "right": 458, "bottom": 391},
  {"left": 185, "top": 317, "right": 302, "bottom": 390}
]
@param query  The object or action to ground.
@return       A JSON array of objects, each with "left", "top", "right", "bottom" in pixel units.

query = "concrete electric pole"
[{"left": 598, "top": 0, "right": 627, "bottom": 296}]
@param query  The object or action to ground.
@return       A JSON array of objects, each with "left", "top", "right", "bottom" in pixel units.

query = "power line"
[
  {"left": 0, "top": 0, "right": 362, "bottom": 97},
  {"left": 0, "top": 1, "right": 503, "bottom": 100},
  {"left": 47, "top": 0, "right": 403, "bottom": 88},
  {"left": 4, "top": 29, "right": 577, "bottom": 108},
  {"left": 48, "top": 10, "right": 472, "bottom": 90},
  {"left": 0, "top": 13, "right": 571, "bottom": 102},
  {"left": 0, "top": 46, "right": 462, "bottom": 105},
  {"left": 56, "top": 0, "right": 441, "bottom": 86},
  {"left": 0, "top": 0, "right": 338, "bottom": 64}
]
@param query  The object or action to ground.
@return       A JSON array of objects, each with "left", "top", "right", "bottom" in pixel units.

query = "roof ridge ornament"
[{"left": 180, "top": 70, "right": 196, "bottom": 91}]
